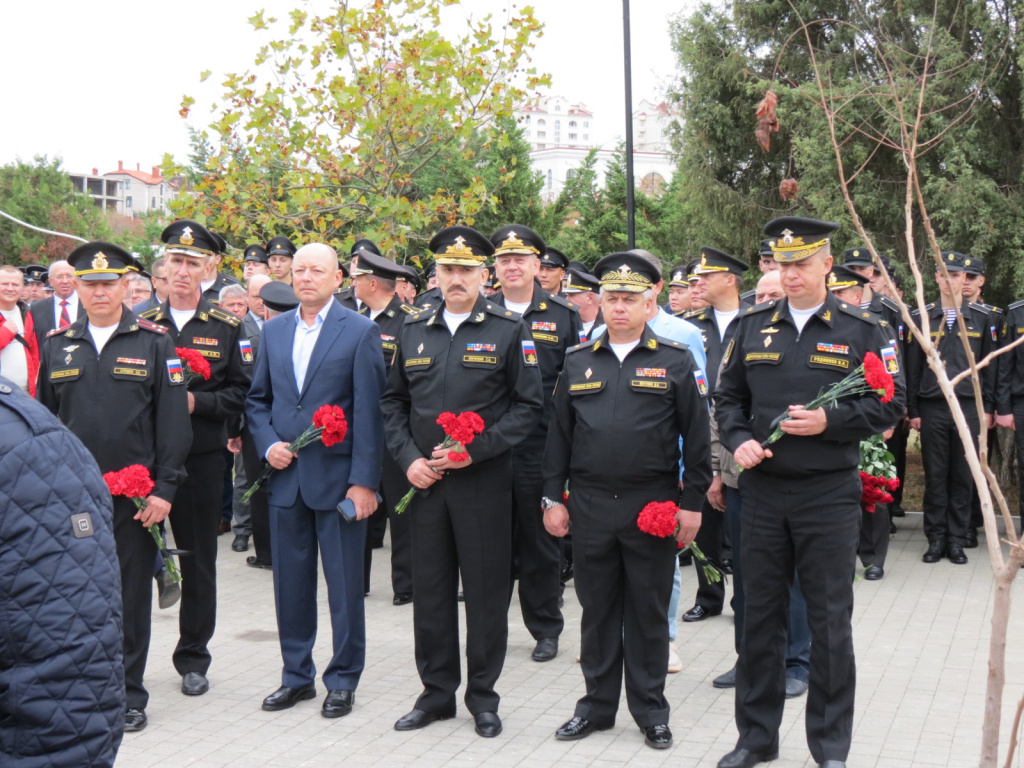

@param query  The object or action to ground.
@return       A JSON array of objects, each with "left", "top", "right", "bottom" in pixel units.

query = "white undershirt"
[
  {"left": 0, "top": 308, "right": 28, "bottom": 392},
  {"left": 200, "top": 279, "right": 216, "bottom": 295},
  {"left": 444, "top": 310, "right": 472, "bottom": 335},
  {"left": 713, "top": 308, "right": 739, "bottom": 341},
  {"left": 788, "top": 302, "right": 824, "bottom": 334},
  {"left": 169, "top": 307, "right": 196, "bottom": 331},
  {"left": 504, "top": 300, "right": 531, "bottom": 315},
  {"left": 609, "top": 339, "right": 640, "bottom": 362},
  {"left": 88, "top": 322, "right": 118, "bottom": 354},
  {"left": 582, "top": 319, "right": 596, "bottom": 337},
  {"left": 369, "top": 307, "right": 385, "bottom": 321}
]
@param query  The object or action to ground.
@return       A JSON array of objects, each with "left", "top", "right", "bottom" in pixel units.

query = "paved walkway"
[{"left": 116, "top": 513, "right": 1024, "bottom": 767}]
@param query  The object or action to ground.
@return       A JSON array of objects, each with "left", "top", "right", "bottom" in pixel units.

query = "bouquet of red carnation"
[
  {"left": 104, "top": 465, "right": 182, "bottom": 584},
  {"left": 762, "top": 351, "right": 895, "bottom": 447},
  {"left": 394, "top": 411, "right": 485, "bottom": 514},
  {"left": 637, "top": 500, "right": 722, "bottom": 583},
  {"left": 240, "top": 404, "right": 348, "bottom": 503},
  {"left": 858, "top": 433, "right": 900, "bottom": 513},
  {"left": 175, "top": 347, "right": 212, "bottom": 385}
]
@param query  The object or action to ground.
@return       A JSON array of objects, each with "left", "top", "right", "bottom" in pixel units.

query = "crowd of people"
[{"left": 0, "top": 212, "right": 1012, "bottom": 768}]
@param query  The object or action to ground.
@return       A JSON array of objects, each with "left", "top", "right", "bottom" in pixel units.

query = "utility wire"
[{"left": 0, "top": 208, "right": 87, "bottom": 244}]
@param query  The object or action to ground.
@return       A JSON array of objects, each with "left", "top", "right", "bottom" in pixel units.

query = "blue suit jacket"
[{"left": 246, "top": 301, "right": 386, "bottom": 509}]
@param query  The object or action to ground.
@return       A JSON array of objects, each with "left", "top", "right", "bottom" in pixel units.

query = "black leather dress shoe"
[
  {"left": 922, "top": 540, "right": 946, "bottom": 563},
  {"left": 964, "top": 528, "right": 979, "bottom": 548},
  {"left": 474, "top": 711, "right": 502, "bottom": 737},
  {"left": 682, "top": 605, "right": 722, "bottom": 622},
  {"left": 393, "top": 592, "right": 413, "bottom": 606},
  {"left": 560, "top": 563, "right": 574, "bottom": 584},
  {"left": 819, "top": 761, "right": 847, "bottom": 767},
  {"left": 181, "top": 672, "right": 209, "bottom": 696},
  {"left": 555, "top": 716, "right": 612, "bottom": 740},
  {"left": 394, "top": 708, "right": 454, "bottom": 731},
  {"left": 890, "top": 503, "right": 906, "bottom": 518},
  {"left": 947, "top": 542, "right": 968, "bottom": 564},
  {"left": 262, "top": 684, "right": 316, "bottom": 711},
  {"left": 642, "top": 723, "right": 672, "bottom": 749},
  {"left": 532, "top": 637, "right": 558, "bottom": 662},
  {"left": 218, "top": 520, "right": 231, "bottom": 535},
  {"left": 717, "top": 746, "right": 779, "bottom": 768},
  {"left": 864, "top": 565, "right": 884, "bottom": 580},
  {"left": 785, "top": 677, "right": 808, "bottom": 698},
  {"left": 247, "top": 556, "right": 273, "bottom": 569},
  {"left": 125, "top": 708, "right": 147, "bottom": 732},
  {"left": 712, "top": 666, "right": 737, "bottom": 689},
  {"left": 322, "top": 689, "right": 354, "bottom": 718},
  {"left": 231, "top": 534, "right": 250, "bottom": 552}
]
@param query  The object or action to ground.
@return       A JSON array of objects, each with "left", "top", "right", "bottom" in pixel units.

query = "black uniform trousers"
[
  {"left": 570, "top": 485, "right": 676, "bottom": 729},
  {"left": 114, "top": 495, "right": 159, "bottom": 710},
  {"left": 858, "top": 503, "right": 890, "bottom": 568},
  {"left": 1012, "top": 399, "right": 1024, "bottom": 526},
  {"left": 970, "top": 425, "right": 998, "bottom": 529},
  {"left": 168, "top": 450, "right": 225, "bottom": 676},
  {"left": 509, "top": 435, "right": 564, "bottom": 641},
  {"left": 240, "top": 425, "right": 272, "bottom": 564},
  {"left": 365, "top": 450, "right": 412, "bottom": 595},
  {"left": 409, "top": 458, "right": 513, "bottom": 715},
  {"left": 736, "top": 468, "right": 860, "bottom": 765},
  {"left": 885, "top": 422, "right": 909, "bottom": 509},
  {"left": 919, "top": 398, "right": 979, "bottom": 546},
  {"left": 692, "top": 497, "right": 726, "bottom": 611}
]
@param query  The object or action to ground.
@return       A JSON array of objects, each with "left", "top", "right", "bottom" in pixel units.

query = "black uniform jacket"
[
  {"left": 201, "top": 271, "right": 242, "bottom": 304},
  {"left": 906, "top": 301, "right": 996, "bottom": 418},
  {"left": 380, "top": 294, "right": 545, "bottom": 473},
  {"left": 414, "top": 286, "right": 443, "bottom": 310},
  {"left": 542, "top": 323, "right": 712, "bottom": 512},
  {"left": 490, "top": 284, "right": 582, "bottom": 414},
  {"left": 997, "top": 299, "right": 1024, "bottom": 414},
  {"left": 37, "top": 310, "right": 191, "bottom": 502},
  {"left": 682, "top": 304, "right": 745, "bottom": 391},
  {"left": 140, "top": 297, "right": 251, "bottom": 454},
  {"left": 358, "top": 293, "right": 419, "bottom": 375},
  {"left": 714, "top": 291, "right": 905, "bottom": 478}
]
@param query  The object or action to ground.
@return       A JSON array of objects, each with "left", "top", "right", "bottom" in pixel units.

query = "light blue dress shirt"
[
  {"left": 292, "top": 302, "right": 332, "bottom": 392},
  {"left": 592, "top": 306, "right": 707, "bottom": 371}
]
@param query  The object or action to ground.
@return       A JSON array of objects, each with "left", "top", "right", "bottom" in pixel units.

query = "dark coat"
[{"left": 0, "top": 378, "right": 124, "bottom": 768}]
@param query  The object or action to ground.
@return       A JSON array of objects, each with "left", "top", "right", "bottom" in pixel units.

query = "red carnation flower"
[
  {"left": 313, "top": 404, "right": 348, "bottom": 447},
  {"left": 448, "top": 451, "right": 470, "bottom": 463},
  {"left": 863, "top": 352, "right": 894, "bottom": 403},
  {"left": 175, "top": 347, "right": 212, "bottom": 383},
  {"left": 637, "top": 501, "right": 680, "bottom": 538}
]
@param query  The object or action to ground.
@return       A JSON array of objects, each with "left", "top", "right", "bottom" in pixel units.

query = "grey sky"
[{"left": 2, "top": 0, "right": 690, "bottom": 175}]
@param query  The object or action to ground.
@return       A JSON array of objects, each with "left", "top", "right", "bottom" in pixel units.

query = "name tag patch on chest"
[
  {"left": 113, "top": 367, "right": 148, "bottom": 378},
  {"left": 746, "top": 352, "right": 781, "bottom": 362},
  {"left": 816, "top": 343, "right": 849, "bottom": 355},
  {"left": 631, "top": 380, "right": 668, "bottom": 390},
  {"left": 51, "top": 368, "right": 80, "bottom": 380},
  {"left": 809, "top": 354, "right": 850, "bottom": 369},
  {"left": 192, "top": 336, "right": 219, "bottom": 347},
  {"left": 196, "top": 349, "right": 222, "bottom": 359},
  {"left": 570, "top": 381, "right": 603, "bottom": 392},
  {"left": 532, "top": 321, "right": 557, "bottom": 332},
  {"left": 466, "top": 342, "right": 496, "bottom": 352},
  {"left": 636, "top": 367, "right": 667, "bottom": 378},
  {"left": 463, "top": 355, "right": 498, "bottom": 365},
  {"left": 405, "top": 357, "right": 433, "bottom": 368}
]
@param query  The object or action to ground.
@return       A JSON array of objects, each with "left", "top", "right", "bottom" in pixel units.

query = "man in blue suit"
[{"left": 246, "top": 242, "right": 386, "bottom": 719}]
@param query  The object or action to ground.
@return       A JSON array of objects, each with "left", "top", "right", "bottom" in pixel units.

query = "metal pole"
[{"left": 622, "top": 0, "right": 635, "bottom": 249}]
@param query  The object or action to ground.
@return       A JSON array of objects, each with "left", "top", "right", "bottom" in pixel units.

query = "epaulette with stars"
[
  {"left": 565, "top": 339, "right": 598, "bottom": 355},
  {"left": 911, "top": 302, "right": 936, "bottom": 317},
  {"left": 970, "top": 301, "right": 1003, "bottom": 315},
  {"left": 539, "top": 291, "right": 576, "bottom": 311},
  {"left": 485, "top": 302, "right": 522, "bottom": 321},
  {"left": 139, "top": 306, "right": 161, "bottom": 320},
  {"left": 836, "top": 302, "right": 879, "bottom": 324},
  {"left": 399, "top": 303, "right": 420, "bottom": 315},
  {"left": 207, "top": 306, "right": 241, "bottom": 327},
  {"left": 742, "top": 300, "right": 775, "bottom": 315},
  {"left": 685, "top": 306, "right": 711, "bottom": 321},
  {"left": 878, "top": 295, "right": 901, "bottom": 312},
  {"left": 46, "top": 326, "right": 69, "bottom": 338}
]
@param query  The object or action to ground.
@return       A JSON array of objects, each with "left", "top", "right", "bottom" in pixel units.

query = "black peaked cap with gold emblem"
[
  {"left": 763, "top": 216, "right": 840, "bottom": 263},
  {"left": 564, "top": 265, "right": 600, "bottom": 294},
  {"left": 963, "top": 255, "right": 985, "bottom": 276},
  {"left": 23, "top": 264, "right": 48, "bottom": 284},
  {"left": 266, "top": 236, "right": 297, "bottom": 258},
  {"left": 686, "top": 259, "right": 701, "bottom": 282},
  {"left": 842, "top": 246, "right": 876, "bottom": 268},
  {"left": 68, "top": 242, "right": 134, "bottom": 281},
  {"left": 162, "top": 219, "right": 220, "bottom": 258},
  {"left": 351, "top": 249, "right": 405, "bottom": 281},
  {"left": 395, "top": 263, "right": 421, "bottom": 291},
  {"left": 939, "top": 250, "right": 966, "bottom": 272},
  {"left": 541, "top": 246, "right": 569, "bottom": 270},
  {"left": 668, "top": 263, "right": 689, "bottom": 286},
  {"left": 259, "top": 281, "right": 299, "bottom": 313},
  {"left": 827, "top": 265, "right": 870, "bottom": 291},
  {"left": 759, "top": 238, "right": 775, "bottom": 257},
  {"left": 594, "top": 252, "right": 660, "bottom": 293},
  {"left": 694, "top": 246, "right": 749, "bottom": 276},
  {"left": 351, "top": 238, "right": 382, "bottom": 258},
  {"left": 244, "top": 244, "right": 268, "bottom": 263},
  {"left": 490, "top": 225, "right": 546, "bottom": 258},
  {"left": 428, "top": 225, "right": 494, "bottom": 266}
]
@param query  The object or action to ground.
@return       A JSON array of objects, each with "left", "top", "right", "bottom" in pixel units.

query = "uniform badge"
[
  {"left": 816, "top": 343, "right": 849, "bottom": 355},
  {"left": 693, "top": 369, "right": 708, "bottom": 396},
  {"left": 116, "top": 357, "right": 147, "bottom": 366},
  {"left": 417, "top": 343, "right": 424, "bottom": 354},
  {"left": 763, "top": 335, "right": 772, "bottom": 348},
  {"left": 898, "top": 324, "right": 905, "bottom": 341},
  {"left": 522, "top": 340, "right": 538, "bottom": 366},
  {"left": 881, "top": 344, "right": 900, "bottom": 375},
  {"left": 992, "top": 325, "right": 998, "bottom": 342},
  {"left": 467, "top": 342, "right": 497, "bottom": 352},
  {"left": 636, "top": 367, "right": 667, "bottom": 378},
  {"left": 167, "top": 358, "right": 185, "bottom": 384},
  {"left": 532, "top": 321, "right": 557, "bottom": 332},
  {"left": 722, "top": 338, "right": 735, "bottom": 367},
  {"left": 578, "top": 330, "right": 587, "bottom": 343},
  {"left": 584, "top": 367, "right": 593, "bottom": 379},
  {"left": 192, "top": 336, "right": 219, "bottom": 347},
  {"left": 239, "top": 339, "right": 254, "bottom": 364}
]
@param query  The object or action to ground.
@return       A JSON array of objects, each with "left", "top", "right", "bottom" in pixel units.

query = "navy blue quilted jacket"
[{"left": 0, "top": 378, "right": 124, "bottom": 767}]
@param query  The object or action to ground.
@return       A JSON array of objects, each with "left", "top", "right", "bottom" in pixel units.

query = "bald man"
[{"left": 246, "top": 243, "right": 386, "bottom": 719}]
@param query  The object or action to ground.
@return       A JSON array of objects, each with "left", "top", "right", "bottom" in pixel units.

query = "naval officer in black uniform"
[
  {"left": 542, "top": 251, "right": 711, "bottom": 750},
  {"left": 381, "top": 225, "right": 544, "bottom": 738},
  {"left": 714, "top": 217, "right": 904, "bottom": 768},
  {"left": 37, "top": 242, "right": 192, "bottom": 732}
]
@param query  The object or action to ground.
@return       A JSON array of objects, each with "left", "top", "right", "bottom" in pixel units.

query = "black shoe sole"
[
  {"left": 555, "top": 724, "right": 613, "bottom": 741},
  {"left": 262, "top": 688, "right": 316, "bottom": 711},
  {"left": 321, "top": 706, "right": 353, "bottom": 719},
  {"left": 394, "top": 713, "right": 455, "bottom": 731}
]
